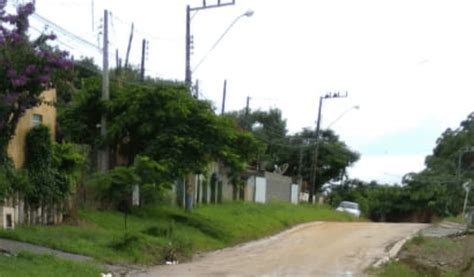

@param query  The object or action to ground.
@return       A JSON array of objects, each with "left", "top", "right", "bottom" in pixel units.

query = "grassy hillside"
[
  {"left": 0, "top": 202, "right": 356, "bottom": 265},
  {"left": 0, "top": 252, "right": 103, "bottom": 277}
]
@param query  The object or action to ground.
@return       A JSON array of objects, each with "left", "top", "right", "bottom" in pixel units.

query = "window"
[{"left": 32, "top": 114, "right": 43, "bottom": 126}]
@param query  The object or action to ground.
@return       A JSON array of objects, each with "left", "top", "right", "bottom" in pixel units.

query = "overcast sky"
[{"left": 15, "top": 0, "right": 474, "bottom": 184}]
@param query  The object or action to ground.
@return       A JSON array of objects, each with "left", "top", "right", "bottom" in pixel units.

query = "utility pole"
[
  {"left": 124, "top": 23, "right": 134, "bottom": 68},
  {"left": 194, "top": 79, "right": 200, "bottom": 99},
  {"left": 184, "top": 0, "right": 236, "bottom": 213},
  {"left": 185, "top": 5, "right": 192, "bottom": 89},
  {"left": 99, "top": 9, "right": 109, "bottom": 172},
  {"left": 298, "top": 141, "right": 304, "bottom": 179},
  {"left": 140, "top": 39, "right": 146, "bottom": 81},
  {"left": 245, "top": 96, "right": 251, "bottom": 130},
  {"left": 115, "top": 49, "right": 119, "bottom": 69},
  {"left": 309, "top": 92, "right": 348, "bottom": 204},
  {"left": 221, "top": 79, "right": 227, "bottom": 115},
  {"left": 185, "top": 0, "right": 236, "bottom": 91},
  {"left": 91, "top": 0, "right": 95, "bottom": 32}
]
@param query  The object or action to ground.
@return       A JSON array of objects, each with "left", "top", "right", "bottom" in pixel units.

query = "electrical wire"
[{"left": 31, "top": 12, "right": 100, "bottom": 51}]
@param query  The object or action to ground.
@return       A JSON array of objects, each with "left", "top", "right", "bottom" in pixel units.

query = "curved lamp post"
[
  {"left": 192, "top": 9, "right": 254, "bottom": 73},
  {"left": 327, "top": 105, "right": 360, "bottom": 129}
]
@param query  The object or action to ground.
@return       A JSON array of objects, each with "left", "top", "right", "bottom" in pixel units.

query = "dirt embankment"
[{"left": 398, "top": 234, "right": 474, "bottom": 276}]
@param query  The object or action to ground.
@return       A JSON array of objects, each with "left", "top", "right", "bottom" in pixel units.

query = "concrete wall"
[
  {"left": 245, "top": 176, "right": 255, "bottom": 202},
  {"left": 0, "top": 206, "right": 15, "bottom": 229},
  {"left": 265, "top": 172, "right": 292, "bottom": 202},
  {"left": 7, "top": 89, "right": 56, "bottom": 169}
]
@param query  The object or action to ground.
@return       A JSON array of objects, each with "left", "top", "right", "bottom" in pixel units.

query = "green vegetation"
[
  {"left": 369, "top": 261, "right": 419, "bottom": 277},
  {"left": 328, "top": 113, "right": 474, "bottom": 222},
  {"left": 372, "top": 235, "right": 474, "bottom": 277},
  {"left": 444, "top": 214, "right": 467, "bottom": 224},
  {"left": 0, "top": 252, "right": 103, "bottom": 277},
  {"left": 0, "top": 202, "right": 356, "bottom": 265},
  {"left": 226, "top": 109, "right": 360, "bottom": 193},
  {"left": 403, "top": 236, "right": 462, "bottom": 258},
  {"left": 0, "top": 2, "right": 73, "bottom": 162}
]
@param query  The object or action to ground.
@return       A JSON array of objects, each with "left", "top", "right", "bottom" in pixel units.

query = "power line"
[
  {"left": 108, "top": 12, "right": 180, "bottom": 43},
  {"left": 32, "top": 12, "right": 100, "bottom": 51}
]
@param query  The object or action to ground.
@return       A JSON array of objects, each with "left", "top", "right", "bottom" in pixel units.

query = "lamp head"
[{"left": 243, "top": 9, "right": 254, "bottom": 17}]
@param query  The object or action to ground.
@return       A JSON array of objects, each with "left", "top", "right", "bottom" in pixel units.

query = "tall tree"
[
  {"left": 0, "top": 3, "right": 72, "bottom": 159},
  {"left": 226, "top": 108, "right": 289, "bottom": 171},
  {"left": 60, "top": 76, "right": 263, "bottom": 211},
  {"left": 286, "top": 128, "right": 359, "bottom": 192},
  {"left": 226, "top": 109, "right": 359, "bottom": 193},
  {"left": 403, "top": 112, "right": 474, "bottom": 216}
]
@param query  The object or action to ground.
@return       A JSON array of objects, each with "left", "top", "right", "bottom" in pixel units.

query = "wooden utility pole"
[
  {"left": 124, "top": 23, "right": 134, "bottom": 68},
  {"left": 309, "top": 96, "right": 323, "bottom": 204},
  {"left": 221, "top": 80, "right": 227, "bottom": 115},
  {"left": 245, "top": 96, "right": 251, "bottom": 130},
  {"left": 99, "top": 9, "right": 109, "bottom": 172},
  {"left": 309, "top": 92, "right": 348, "bottom": 204},
  {"left": 140, "top": 39, "right": 146, "bottom": 81}
]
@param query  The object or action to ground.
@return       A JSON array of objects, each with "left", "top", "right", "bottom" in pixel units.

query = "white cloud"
[{"left": 348, "top": 154, "right": 427, "bottom": 184}]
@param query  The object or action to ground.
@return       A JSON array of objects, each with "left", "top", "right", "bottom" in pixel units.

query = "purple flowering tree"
[{"left": 0, "top": 2, "right": 72, "bottom": 160}]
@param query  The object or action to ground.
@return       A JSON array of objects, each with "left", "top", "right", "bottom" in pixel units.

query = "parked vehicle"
[{"left": 336, "top": 201, "right": 361, "bottom": 217}]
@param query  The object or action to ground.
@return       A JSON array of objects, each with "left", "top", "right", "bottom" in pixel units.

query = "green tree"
[
  {"left": 0, "top": 3, "right": 72, "bottom": 159},
  {"left": 404, "top": 112, "right": 474, "bottom": 216},
  {"left": 286, "top": 129, "right": 359, "bottom": 193},
  {"left": 226, "top": 108, "right": 288, "bottom": 171},
  {"left": 61, "top": 75, "right": 262, "bottom": 211}
]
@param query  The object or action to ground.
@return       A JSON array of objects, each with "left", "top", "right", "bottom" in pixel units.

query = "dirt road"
[{"left": 137, "top": 222, "right": 427, "bottom": 276}]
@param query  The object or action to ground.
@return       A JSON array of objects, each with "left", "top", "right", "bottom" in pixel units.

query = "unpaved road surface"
[{"left": 137, "top": 222, "right": 427, "bottom": 276}]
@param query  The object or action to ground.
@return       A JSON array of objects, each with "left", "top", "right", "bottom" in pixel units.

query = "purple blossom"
[
  {"left": 38, "top": 75, "right": 49, "bottom": 83},
  {"left": 0, "top": 2, "right": 72, "bottom": 102},
  {"left": 17, "top": 3, "right": 34, "bottom": 16},
  {"left": 6, "top": 69, "right": 16, "bottom": 78},
  {"left": 24, "top": 64, "right": 37, "bottom": 75},
  {"left": 2, "top": 15, "right": 17, "bottom": 23},
  {"left": 2, "top": 93, "right": 20, "bottom": 104},
  {"left": 11, "top": 76, "right": 27, "bottom": 87},
  {"left": 42, "top": 65, "right": 50, "bottom": 74},
  {"left": 10, "top": 32, "right": 22, "bottom": 44},
  {"left": 45, "top": 33, "right": 57, "bottom": 40}
]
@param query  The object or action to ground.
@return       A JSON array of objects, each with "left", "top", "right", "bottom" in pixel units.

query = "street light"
[
  {"left": 309, "top": 92, "right": 348, "bottom": 204},
  {"left": 326, "top": 105, "right": 360, "bottom": 129},
  {"left": 185, "top": 1, "right": 237, "bottom": 89},
  {"left": 192, "top": 9, "right": 254, "bottom": 73}
]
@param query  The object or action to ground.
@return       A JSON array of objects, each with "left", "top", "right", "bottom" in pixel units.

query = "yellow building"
[
  {"left": 1, "top": 89, "right": 57, "bottom": 229},
  {"left": 6, "top": 89, "right": 56, "bottom": 169}
]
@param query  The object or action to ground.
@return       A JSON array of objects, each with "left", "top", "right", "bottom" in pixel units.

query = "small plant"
[
  {"left": 143, "top": 220, "right": 175, "bottom": 238},
  {"left": 109, "top": 233, "right": 142, "bottom": 251},
  {"left": 411, "top": 235, "right": 425, "bottom": 246}
]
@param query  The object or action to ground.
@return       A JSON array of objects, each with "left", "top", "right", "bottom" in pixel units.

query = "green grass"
[
  {"left": 0, "top": 202, "right": 356, "bottom": 265},
  {"left": 0, "top": 252, "right": 103, "bottom": 277},
  {"left": 404, "top": 236, "right": 462, "bottom": 256},
  {"left": 369, "top": 261, "right": 420, "bottom": 277},
  {"left": 444, "top": 215, "right": 466, "bottom": 224},
  {"left": 373, "top": 235, "right": 466, "bottom": 277}
]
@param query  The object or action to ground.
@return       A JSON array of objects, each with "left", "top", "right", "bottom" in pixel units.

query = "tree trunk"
[{"left": 185, "top": 174, "right": 194, "bottom": 212}]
